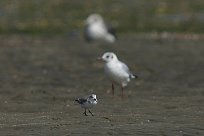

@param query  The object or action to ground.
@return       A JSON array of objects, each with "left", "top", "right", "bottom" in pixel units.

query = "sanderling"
[
  {"left": 84, "top": 13, "right": 117, "bottom": 43},
  {"left": 98, "top": 52, "right": 138, "bottom": 97},
  {"left": 75, "top": 94, "right": 97, "bottom": 116}
]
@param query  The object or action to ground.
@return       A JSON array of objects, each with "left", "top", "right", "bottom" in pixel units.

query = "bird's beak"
[
  {"left": 84, "top": 20, "right": 88, "bottom": 25},
  {"left": 97, "top": 57, "right": 103, "bottom": 61}
]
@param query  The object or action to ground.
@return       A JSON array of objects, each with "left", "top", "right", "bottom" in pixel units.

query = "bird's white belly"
[
  {"left": 104, "top": 65, "right": 129, "bottom": 86},
  {"left": 81, "top": 102, "right": 94, "bottom": 109},
  {"left": 89, "top": 24, "right": 106, "bottom": 39}
]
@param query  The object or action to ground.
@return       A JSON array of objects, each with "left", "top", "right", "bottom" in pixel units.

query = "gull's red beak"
[{"left": 97, "top": 57, "right": 103, "bottom": 61}]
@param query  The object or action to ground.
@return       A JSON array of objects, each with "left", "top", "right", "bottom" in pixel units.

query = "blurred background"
[
  {"left": 0, "top": 1, "right": 204, "bottom": 135},
  {"left": 1, "top": 0, "right": 204, "bottom": 34}
]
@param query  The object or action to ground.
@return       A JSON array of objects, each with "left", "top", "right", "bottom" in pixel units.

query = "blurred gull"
[
  {"left": 75, "top": 94, "right": 97, "bottom": 116},
  {"left": 84, "top": 13, "right": 117, "bottom": 43},
  {"left": 98, "top": 52, "right": 138, "bottom": 97}
]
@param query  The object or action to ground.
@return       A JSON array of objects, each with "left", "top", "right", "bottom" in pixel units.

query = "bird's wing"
[
  {"left": 106, "top": 23, "right": 117, "bottom": 39},
  {"left": 84, "top": 24, "right": 92, "bottom": 42},
  {"left": 119, "top": 61, "right": 138, "bottom": 79},
  {"left": 119, "top": 61, "right": 131, "bottom": 74},
  {"left": 75, "top": 98, "right": 87, "bottom": 104}
]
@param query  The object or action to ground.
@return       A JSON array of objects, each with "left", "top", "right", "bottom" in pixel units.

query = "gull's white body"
[
  {"left": 99, "top": 52, "right": 137, "bottom": 97},
  {"left": 85, "top": 14, "right": 116, "bottom": 43},
  {"left": 104, "top": 60, "right": 130, "bottom": 87}
]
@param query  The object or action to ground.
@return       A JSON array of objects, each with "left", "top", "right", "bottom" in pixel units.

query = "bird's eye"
[
  {"left": 94, "top": 98, "right": 96, "bottom": 101},
  {"left": 106, "top": 55, "right": 109, "bottom": 58}
]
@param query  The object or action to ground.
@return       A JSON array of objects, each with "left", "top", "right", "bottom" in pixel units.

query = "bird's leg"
[
  {"left": 83, "top": 109, "right": 88, "bottom": 116},
  {"left": 112, "top": 82, "right": 114, "bottom": 96},
  {"left": 121, "top": 86, "right": 124, "bottom": 98},
  {"left": 88, "top": 110, "right": 94, "bottom": 116}
]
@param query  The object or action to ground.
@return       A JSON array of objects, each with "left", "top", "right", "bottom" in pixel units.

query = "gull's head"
[
  {"left": 86, "top": 14, "right": 103, "bottom": 25},
  {"left": 89, "top": 94, "right": 97, "bottom": 105},
  {"left": 99, "top": 52, "right": 118, "bottom": 63}
]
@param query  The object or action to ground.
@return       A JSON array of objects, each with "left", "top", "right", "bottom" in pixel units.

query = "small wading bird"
[
  {"left": 98, "top": 52, "right": 138, "bottom": 97},
  {"left": 84, "top": 13, "right": 117, "bottom": 43},
  {"left": 75, "top": 94, "right": 97, "bottom": 116}
]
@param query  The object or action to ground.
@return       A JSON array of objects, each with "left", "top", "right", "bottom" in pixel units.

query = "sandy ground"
[{"left": 0, "top": 34, "right": 204, "bottom": 136}]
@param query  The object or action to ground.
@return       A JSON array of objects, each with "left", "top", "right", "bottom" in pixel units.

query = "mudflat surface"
[{"left": 0, "top": 34, "right": 204, "bottom": 135}]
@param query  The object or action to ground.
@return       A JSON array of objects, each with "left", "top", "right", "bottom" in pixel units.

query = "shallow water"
[{"left": 0, "top": 34, "right": 203, "bottom": 135}]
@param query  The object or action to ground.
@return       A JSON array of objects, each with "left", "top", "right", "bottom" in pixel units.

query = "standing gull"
[
  {"left": 84, "top": 13, "right": 117, "bottom": 43},
  {"left": 98, "top": 52, "right": 138, "bottom": 97},
  {"left": 75, "top": 94, "right": 97, "bottom": 116}
]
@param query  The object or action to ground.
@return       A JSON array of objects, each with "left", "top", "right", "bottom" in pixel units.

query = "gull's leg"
[
  {"left": 121, "top": 86, "right": 124, "bottom": 98},
  {"left": 112, "top": 82, "right": 115, "bottom": 96},
  {"left": 88, "top": 110, "right": 94, "bottom": 116},
  {"left": 83, "top": 109, "right": 88, "bottom": 116}
]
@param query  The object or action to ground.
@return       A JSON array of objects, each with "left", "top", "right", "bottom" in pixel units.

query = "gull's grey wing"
[
  {"left": 84, "top": 25, "right": 92, "bottom": 42},
  {"left": 119, "top": 61, "right": 131, "bottom": 74},
  {"left": 119, "top": 61, "right": 138, "bottom": 79},
  {"left": 106, "top": 23, "right": 117, "bottom": 39}
]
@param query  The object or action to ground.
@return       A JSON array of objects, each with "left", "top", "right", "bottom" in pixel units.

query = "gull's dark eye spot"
[
  {"left": 106, "top": 55, "right": 109, "bottom": 58},
  {"left": 94, "top": 98, "right": 96, "bottom": 101}
]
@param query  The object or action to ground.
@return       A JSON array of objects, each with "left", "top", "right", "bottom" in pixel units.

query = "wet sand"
[{"left": 0, "top": 34, "right": 204, "bottom": 135}]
